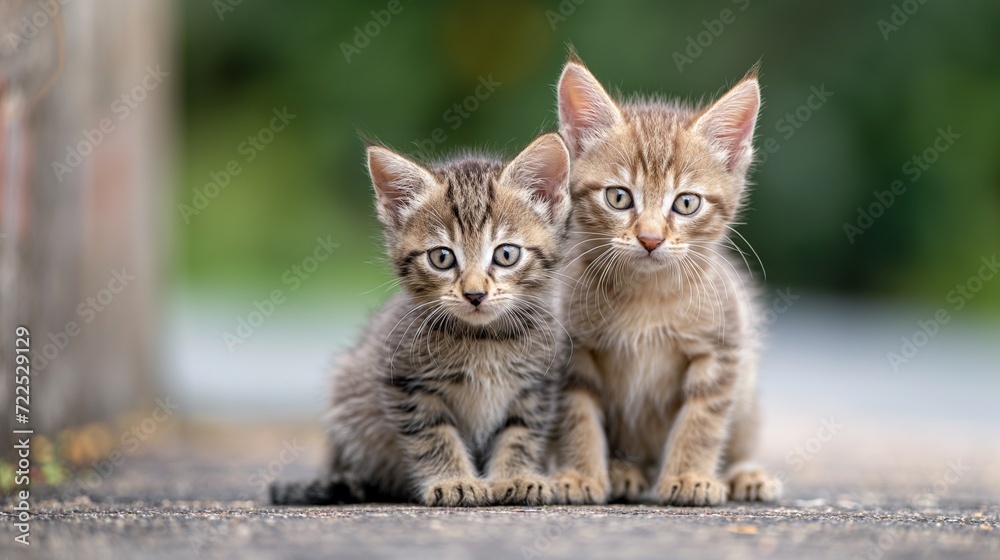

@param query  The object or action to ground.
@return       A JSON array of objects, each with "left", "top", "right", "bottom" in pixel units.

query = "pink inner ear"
[
  {"left": 368, "top": 148, "right": 419, "bottom": 204},
  {"left": 503, "top": 135, "right": 571, "bottom": 220},
  {"left": 558, "top": 64, "right": 620, "bottom": 155},
  {"left": 367, "top": 147, "right": 429, "bottom": 213},
  {"left": 368, "top": 154, "right": 403, "bottom": 202},
  {"left": 699, "top": 79, "right": 760, "bottom": 171},
  {"left": 531, "top": 156, "right": 568, "bottom": 204}
]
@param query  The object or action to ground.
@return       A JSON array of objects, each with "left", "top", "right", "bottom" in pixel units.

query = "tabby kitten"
[
  {"left": 551, "top": 57, "right": 780, "bottom": 506},
  {"left": 273, "top": 134, "right": 572, "bottom": 506}
]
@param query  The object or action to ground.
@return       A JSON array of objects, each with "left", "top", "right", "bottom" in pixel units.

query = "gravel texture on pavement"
[{"left": 2, "top": 422, "right": 998, "bottom": 560}]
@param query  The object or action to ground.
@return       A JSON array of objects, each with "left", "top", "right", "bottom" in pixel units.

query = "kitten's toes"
[
  {"left": 552, "top": 470, "right": 609, "bottom": 505},
  {"left": 727, "top": 467, "right": 782, "bottom": 502},
  {"left": 490, "top": 474, "right": 554, "bottom": 506},
  {"left": 655, "top": 472, "right": 728, "bottom": 506},
  {"left": 609, "top": 460, "right": 648, "bottom": 502},
  {"left": 423, "top": 477, "right": 492, "bottom": 507}
]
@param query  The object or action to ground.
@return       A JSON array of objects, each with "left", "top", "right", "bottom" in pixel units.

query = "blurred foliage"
[
  {"left": 178, "top": 0, "right": 1000, "bottom": 309},
  {"left": 1, "top": 435, "right": 65, "bottom": 494}
]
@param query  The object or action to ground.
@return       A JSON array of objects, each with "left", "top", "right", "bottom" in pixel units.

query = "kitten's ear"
[
  {"left": 692, "top": 73, "right": 761, "bottom": 173},
  {"left": 367, "top": 145, "right": 436, "bottom": 224},
  {"left": 558, "top": 60, "right": 622, "bottom": 157},
  {"left": 501, "top": 133, "right": 571, "bottom": 223}
]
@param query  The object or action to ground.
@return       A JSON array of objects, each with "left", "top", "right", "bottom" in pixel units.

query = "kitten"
[
  {"left": 272, "top": 134, "right": 572, "bottom": 506},
  {"left": 550, "top": 56, "right": 780, "bottom": 506}
]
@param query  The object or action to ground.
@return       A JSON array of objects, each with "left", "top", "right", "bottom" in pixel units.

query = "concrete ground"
[
  {"left": 2, "top": 419, "right": 999, "bottom": 560},
  {"left": 3, "top": 299, "right": 999, "bottom": 559}
]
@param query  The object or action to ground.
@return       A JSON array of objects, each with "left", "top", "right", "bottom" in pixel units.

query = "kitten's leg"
[
  {"left": 609, "top": 457, "right": 648, "bottom": 503},
  {"left": 727, "top": 463, "right": 781, "bottom": 502},
  {"left": 552, "top": 349, "right": 610, "bottom": 505},
  {"left": 724, "top": 392, "right": 781, "bottom": 502},
  {"left": 383, "top": 376, "right": 491, "bottom": 507},
  {"left": 486, "top": 377, "right": 556, "bottom": 505},
  {"left": 654, "top": 352, "right": 734, "bottom": 506}
]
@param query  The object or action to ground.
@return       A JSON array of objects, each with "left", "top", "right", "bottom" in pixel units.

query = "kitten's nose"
[
  {"left": 464, "top": 291, "right": 487, "bottom": 307},
  {"left": 637, "top": 235, "right": 664, "bottom": 253}
]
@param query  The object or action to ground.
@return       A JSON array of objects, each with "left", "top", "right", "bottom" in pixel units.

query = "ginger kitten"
[
  {"left": 273, "top": 134, "right": 572, "bottom": 506},
  {"left": 551, "top": 57, "right": 779, "bottom": 506}
]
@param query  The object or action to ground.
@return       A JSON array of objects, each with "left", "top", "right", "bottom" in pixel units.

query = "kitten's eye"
[
  {"left": 428, "top": 247, "right": 456, "bottom": 270},
  {"left": 605, "top": 187, "right": 634, "bottom": 210},
  {"left": 492, "top": 244, "right": 521, "bottom": 267},
  {"left": 672, "top": 194, "right": 702, "bottom": 216}
]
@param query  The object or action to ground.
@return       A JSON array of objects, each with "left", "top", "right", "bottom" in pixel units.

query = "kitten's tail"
[{"left": 269, "top": 477, "right": 364, "bottom": 506}]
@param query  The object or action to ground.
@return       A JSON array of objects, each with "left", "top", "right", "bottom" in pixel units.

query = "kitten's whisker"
[
  {"left": 688, "top": 242, "right": 755, "bottom": 320},
  {"left": 725, "top": 224, "right": 766, "bottom": 281},
  {"left": 720, "top": 236, "right": 755, "bottom": 281},
  {"left": 389, "top": 302, "right": 440, "bottom": 370},
  {"left": 515, "top": 293, "right": 574, "bottom": 360},
  {"left": 594, "top": 250, "right": 627, "bottom": 324},
  {"left": 676, "top": 255, "right": 698, "bottom": 317},
  {"left": 362, "top": 277, "right": 402, "bottom": 296},
  {"left": 385, "top": 300, "right": 437, "bottom": 344},
  {"left": 681, "top": 254, "right": 708, "bottom": 324},
  {"left": 563, "top": 241, "right": 616, "bottom": 270},
  {"left": 685, "top": 251, "right": 727, "bottom": 339},
  {"left": 578, "top": 248, "right": 618, "bottom": 325}
]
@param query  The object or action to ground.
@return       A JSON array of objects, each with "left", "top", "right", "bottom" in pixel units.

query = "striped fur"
[
  {"left": 550, "top": 58, "right": 780, "bottom": 506},
  {"left": 273, "top": 134, "right": 572, "bottom": 507}
]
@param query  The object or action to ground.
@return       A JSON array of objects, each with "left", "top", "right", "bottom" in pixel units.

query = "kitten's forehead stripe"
[
  {"left": 436, "top": 159, "right": 502, "bottom": 238},
  {"left": 623, "top": 106, "right": 685, "bottom": 188}
]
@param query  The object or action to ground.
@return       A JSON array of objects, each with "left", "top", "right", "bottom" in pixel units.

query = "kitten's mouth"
[
  {"left": 630, "top": 245, "right": 687, "bottom": 270},
  {"left": 455, "top": 304, "right": 500, "bottom": 326}
]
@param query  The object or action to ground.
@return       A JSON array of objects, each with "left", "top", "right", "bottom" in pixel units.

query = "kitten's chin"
[
  {"left": 629, "top": 251, "right": 676, "bottom": 272},
  {"left": 452, "top": 306, "right": 501, "bottom": 327}
]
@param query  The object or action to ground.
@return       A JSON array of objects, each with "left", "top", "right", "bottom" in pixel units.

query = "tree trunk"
[{"left": 1, "top": 0, "right": 172, "bottom": 471}]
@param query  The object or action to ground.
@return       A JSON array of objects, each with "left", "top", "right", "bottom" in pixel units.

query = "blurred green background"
[{"left": 177, "top": 0, "right": 1000, "bottom": 309}]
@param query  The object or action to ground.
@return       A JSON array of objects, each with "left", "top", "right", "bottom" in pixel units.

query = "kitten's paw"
[
  {"left": 490, "top": 475, "right": 554, "bottom": 506},
  {"left": 728, "top": 468, "right": 781, "bottom": 502},
  {"left": 552, "top": 469, "right": 609, "bottom": 505},
  {"left": 422, "top": 477, "right": 492, "bottom": 507},
  {"left": 609, "top": 460, "right": 648, "bottom": 502},
  {"left": 656, "top": 472, "right": 728, "bottom": 506}
]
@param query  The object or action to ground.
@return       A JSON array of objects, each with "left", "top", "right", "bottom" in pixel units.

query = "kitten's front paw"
[
  {"left": 728, "top": 468, "right": 781, "bottom": 502},
  {"left": 610, "top": 460, "right": 648, "bottom": 502},
  {"left": 552, "top": 470, "right": 609, "bottom": 505},
  {"left": 422, "top": 477, "right": 492, "bottom": 507},
  {"left": 656, "top": 472, "right": 727, "bottom": 506},
  {"left": 490, "top": 475, "right": 554, "bottom": 505}
]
